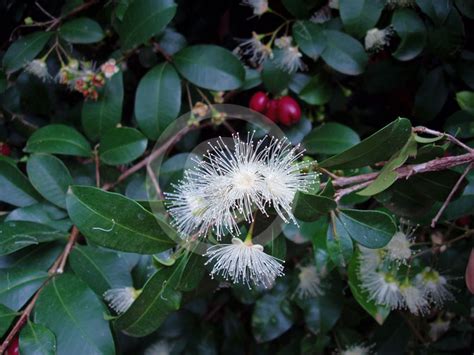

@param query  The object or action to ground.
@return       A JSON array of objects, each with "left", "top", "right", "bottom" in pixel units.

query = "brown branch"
[
  {"left": 414, "top": 126, "right": 474, "bottom": 153},
  {"left": 334, "top": 181, "right": 372, "bottom": 201},
  {"left": 46, "top": 0, "right": 100, "bottom": 31},
  {"left": 56, "top": 226, "right": 80, "bottom": 274},
  {"left": 152, "top": 41, "right": 172, "bottom": 62}
]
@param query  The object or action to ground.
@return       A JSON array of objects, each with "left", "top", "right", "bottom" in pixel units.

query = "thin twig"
[
  {"left": 35, "top": 2, "right": 56, "bottom": 20},
  {"left": 414, "top": 126, "right": 474, "bottom": 153},
  {"left": 334, "top": 180, "right": 372, "bottom": 201},
  {"left": 431, "top": 163, "right": 473, "bottom": 227},
  {"left": 316, "top": 167, "right": 339, "bottom": 180},
  {"left": 56, "top": 226, "right": 80, "bottom": 274},
  {"left": 410, "top": 230, "right": 474, "bottom": 260},
  {"left": 151, "top": 41, "right": 172, "bottom": 62},
  {"left": 147, "top": 164, "right": 164, "bottom": 200}
]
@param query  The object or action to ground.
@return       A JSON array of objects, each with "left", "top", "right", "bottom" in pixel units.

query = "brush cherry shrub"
[{"left": 1, "top": 0, "right": 474, "bottom": 354}]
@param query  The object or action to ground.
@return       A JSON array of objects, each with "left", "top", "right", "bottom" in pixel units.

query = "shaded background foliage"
[{"left": 0, "top": 0, "right": 474, "bottom": 354}]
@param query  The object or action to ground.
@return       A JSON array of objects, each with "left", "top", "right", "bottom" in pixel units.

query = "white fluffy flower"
[
  {"left": 296, "top": 265, "right": 325, "bottom": 298},
  {"left": 416, "top": 268, "right": 453, "bottom": 306},
  {"left": 311, "top": 6, "right": 332, "bottom": 24},
  {"left": 385, "top": 230, "right": 413, "bottom": 264},
  {"left": 364, "top": 27, "right": 394, "bottom": 52},
  {"left": 204, "top": 237, "right": 284, "bottom": 288},
  {"left": 275, "top": 36, "right": 293, "bottom": 49},
  {"left": 275, "top": 42, "right": 306, "bottom": 73},
  {"left": 238, "top": 32, "right": 273, "bottom": 65},
  {"left": 340, "top": 344, "right": 373, "bottom": 355},
  {"left": 358, "top": 246, "right": 384, "bottom": 273},
  {"left": 241, "top": 0, "right": 268, "bottom": 16},
  {"left": 103, "top": 287, "right": 140, "bottom": 314},
  {"left": 360, "top": 271, "right": 403, "bottom": 308},
  {"left": 399, "top": 282, "right": 429, "bottom": 315},
  {"left": 25, "top": 59, "right": 50, "bottom": 81}
]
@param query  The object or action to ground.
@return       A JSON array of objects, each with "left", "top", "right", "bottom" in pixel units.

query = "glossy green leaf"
[
  {"left": 27, "top": 154, "right": 73, "bottom": 208},
  {"left": 358, "top": 134, "right": 417, "bottom": 196},
  {"left": 3, "top": 32, "right": 52, "bottom": 73},
  {"left": 336, "top": 209, "right": 396, "bottom": 248},
  {"left": 0, "top": 242, "right": 64, "bottom": 271},
  {"left": 298, "top": 286, "right": 343, "bottom": 334},
  {"left": 82, "top": 72, "right": 123, "bottom": 141},
  {"left": 320, "top": 30, "right": 368, "bottom": 75},
  {"left": 59, "top": 17, "right": 104, "bottom": 44},
  {"left": 174, "top": 45, "right": 245, "bottom": 91},
  {"left": 414, "top": 67, "right": 448, "bottom": 121},
  {"left": 327, "top": 214, "right": 353, "bottom": 267},
  {"left": 392, "top": 9, "right": 427, "bottom": 61},
  {"left": 252, "top": 282, "right": 295, "bottom": 343},
  {"left": 348, "top": 251, "right": 390, "bottom": 324},
  {"left": 416, "top": 0, "right": 452, "bottom": 25},
  {"left": 116, "top": 267, "right": 182, "bottom": 336},
  {"left": 19, "top": 322, "right": 56, "bottom": 355},
  {"left": 339, "top": 0, "right": 384, "bottom": 37},
  {"left": 0, "top": 160, "right": 40, "bottom": 207},
  {"left": 293, "top": 192, "right": 337, "bottom": 222},
  {"left": 304, "top": 122, "right": 360, "bottom": 155},
  {"left": 293, "top": 21, "right": 326, "bottom": 60},
  {"left": 25, "top": 124, "right": 91, "bottom": 157},
  {"left": 171, "top": 249, "right": 205, "bottom": 292},
  {"left": 319, "top": 118, "right": 412, "bottom": 169},
  {"left": 119, "top": 0, "right": 177, "bottom": 50},
  {"left": 444, "top": 110, "right": 474, "bottom": 138},
  {"left": 0, "top": 268, "right": 48, "bottom": 310},
  {"left": 135, "top": 63, "right": 181, "bottom": 140},
  {"left": 456, "top": 91, "right": 474, "bottom": 115},
  {"left": 298, "top": 73, "right": 333, "bottom": 105},
  {"left": 0, "top": 304, "right": 17, "bottom": 338},
  {"left": 242, "top": 67, "right": 262, "bottom": 91},
  {"left": 6, "top": 202, "right": 71, "bottom": 232},
  {"left": 261, "top": 55, "right": 292, "bottom": 95},
  {"left": 99, "top": 127, "right": 147, "bottom": 165},
  {"left": 69, "top": 245, "right": 133, "bottom": 295},
  {"left": 0, "top": 221, "right": 67, "bottom": 256},
  {"left": 34, "top": 274, "right": 115, "bottom": 355},
  {"left": 66, "top": 186, "right": 175, "bottom": 254}
]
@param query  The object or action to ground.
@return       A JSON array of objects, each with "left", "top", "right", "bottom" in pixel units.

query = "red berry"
[
  {"left": 277, "top": 96, "right": 301, "bottom": 126},
  {"left": 6, "top": 336, "right": 19, "bottom": 355},
  {"left": 0, "top": 143, "right": 11, "bottom": 156},
  {"left": 456, "top": 216, "right": 471, "bottom": 227},
  {"left": 466, "top": 248, "right": 474, "bottom": 294},
  {"left": 264, "top": 99, "right": 280, "bottom": 122},
  {"left": 249, "top": 91, "right": 269, "bottom": 113}
]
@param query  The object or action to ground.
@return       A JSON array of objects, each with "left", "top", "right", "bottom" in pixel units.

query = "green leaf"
[
  {"left": 69, "top": 245, "right": 133, "bottom": 295},
  {"left": 358, "top": 134, "right": 417, "bottom": 196},
  {"left": 27, "top": 154, "right": 73, "bottom": 208},
  {"left": 427, "top": 7, "right": 465, "bottom": 59},
  {"left": 339, "top": 0, "right": 385, "bottom": 38},
  {"left": 444, "top": 110, "right": 474, "bottom": 138},
  {"left": 0, "top": 304, "right": 17, "bottom": 338},
  {"left": 115, "top": 267, "right": 182, "bottom": 336},
  {"left": 25, "top": 124, "right": 91, "bottom": 157},
  {"left": 0, "top": 160, "right": 41, "bottom": 207},
  {"left": 82, "top": 72, "right": 123, "bottom": 141},
  {"left": 34, "top": 274, "right": 115, "bottom": 355},
  {"left": 252, "top": 281, "right": 295, "bottom": 343},
  {"left": 348, "top": 251, "right": 390, "bottom": 324},
  {"left": 304, "top": 122, "right": 360, "bottom": 155},
  {"left": 319, "top": 118, "right": 412, "bottom": 169},
  {"left": 0, "top": 221, "right": 67, "bottom": 256},
  {"left": 456, "top": 91, "right": 474, "bottom": 115},
  {"left": 171, "top": 249, "right": 205, "bottom": 292},
  {"left": 416, "top": 0, "right": 452, "bottom": 25},
  {"left": 119, "top": 0, "right": 177, "bottom": 51},
  {"left": 59, "top": 17, "right": 104, "bottom": 44},
  {"left": 320, "top": 30, "right": 369, "bottom": 75},
  {"left": 3, "top": 32, "right": 52, "bottom": 73},
  {"left": 135, "top": 63, "right": 181, "bottom": 140},
  {"left": 6, "top": 202, "right": 71, "bottom": 232},
  {"left": 19, "top": 322, "right": 56, "bottom": 355},
  {"left": 293, "top": 21, "right": 326, "bottom": 60},
  {"left": 0, "top": 268, "right": 48, "bottom": 310},
  {"left": 455, "top": 0, "right": 474, "bottom": 19},
  {"left": 298, "top": 285, "right": 343, "bottom": 334},
  {"left": 413, "top": 67, "right": 448, "bottom": 121},
  {"left": 392, "top": 9, "right": 427, "bottom": 61},
  {"left": 298, "top": 73, "right": 333, "bottom": 105},
  {"left": 99, "top": 127, "right": 147, "bottom": 165},
  {"left": 66, "top": 186, "right": 175, "bottom": 254},
  {"left": 336, "top": 209, "right": 396, "bottom": 248},
  {"left": 242, "top": 67, "right": 262, "bottom": 91},
  {"left": 293, "top": 192, "right": 337, "bottom": 222},
  {"left": 174, "top": 45, "right": 245, "bottom": 91},
  {"left": 327, "top": 214, "right": 353, "bottom": 267},
  {"left": 261, "top": 55, "right": 292, "bottom": 95}
]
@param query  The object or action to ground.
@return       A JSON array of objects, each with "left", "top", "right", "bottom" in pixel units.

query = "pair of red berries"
[{"left": 249, "top": 92, "right": 301, "bottom": 126}]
